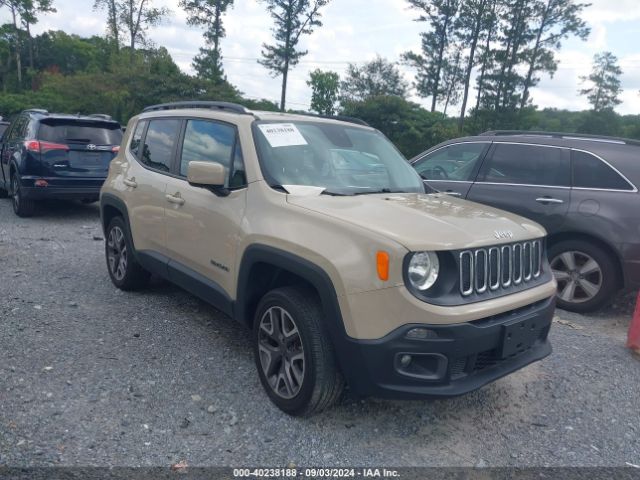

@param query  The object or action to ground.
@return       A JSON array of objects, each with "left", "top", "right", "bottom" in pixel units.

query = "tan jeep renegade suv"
[{"left": 100, "top": 101, "right": 557, "bottom": 416}]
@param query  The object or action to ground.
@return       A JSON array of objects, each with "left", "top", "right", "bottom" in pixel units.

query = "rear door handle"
[
  {"left": 166, "top": 192, "right": 185, "bottom": 206},
  {"left": 123, "top": 177, "right": 137, "bottom": 188},
  {"left": 536, "top": 197, "right": 564, "bottom": 204},
  {"left": 443, "top": 190, "right": 462, "bottom": 197}
]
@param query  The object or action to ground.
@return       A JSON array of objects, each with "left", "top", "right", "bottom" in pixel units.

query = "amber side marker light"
[{"left": 377, "top": 251, "right": 390, "bottom": 281}]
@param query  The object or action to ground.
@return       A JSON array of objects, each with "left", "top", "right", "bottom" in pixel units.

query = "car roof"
[{"left": 138, "top": 101, "right": 372, "bottom": 130}]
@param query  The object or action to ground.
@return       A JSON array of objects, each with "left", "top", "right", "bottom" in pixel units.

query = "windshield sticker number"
[{"left": 258, "top": 123, "right": 308, "bottom": 148}]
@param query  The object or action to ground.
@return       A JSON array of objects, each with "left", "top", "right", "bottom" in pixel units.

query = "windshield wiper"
[
  {"left": 321, "top": 190, "right": 349, "bottom": 196},
  {"left": 352, "top": 188, "right": 406, "bottom": 195}
]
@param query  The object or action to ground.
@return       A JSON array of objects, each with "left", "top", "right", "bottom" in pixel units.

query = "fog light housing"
[
  {"left": 399, "top": 354, "right": 412, "bottom": 367},
  {"left": 405, "top": 328, "right": 438, "bottom": 340}
]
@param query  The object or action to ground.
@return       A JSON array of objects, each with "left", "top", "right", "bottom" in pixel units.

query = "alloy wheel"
[
  {"left": 107, "top": 226, "right": 128, "bottom": 281},
  {"left": 257, "top": 306, "right": 305, "bottom": 400},
  {"left": 550, "top": 251, "right": 603, "bottom": 304}
]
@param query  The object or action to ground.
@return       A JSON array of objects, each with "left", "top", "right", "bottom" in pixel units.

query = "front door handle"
[
  {"left": 123, "top": 177, "right": 137, "bottom": 188},
  {"left": 166, "top": 192, "right": 185, "bottom": 206},
  {"left": 443, "top": 190, "right": 462, "bottom": 197},
  {"left": 536, "top": 197, "right": 564, "bottom": 205}
]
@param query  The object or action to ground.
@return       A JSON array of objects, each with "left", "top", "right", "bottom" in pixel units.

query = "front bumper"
[{"left": 338, "top": 296, "right": 554, "bottom": 399}]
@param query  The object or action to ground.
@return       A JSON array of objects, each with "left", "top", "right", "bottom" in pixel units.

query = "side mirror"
[{"left": 187, "top": 161, "right": 229, "bottom": 196}]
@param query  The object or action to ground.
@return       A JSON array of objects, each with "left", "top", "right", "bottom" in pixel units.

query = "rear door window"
[
  {"left": 413, "top": 142, "right": 488, "bottom": 181},
  {"left": 480, "top": 143, "right": 570, "bottom": 187},
  {"left": 38, "top": 120, "right": 122, "bottom": 145},
  {"left": 572, "top": 150, "right": 634, "bottom": 191},
  {"left": 140, "top": 119, "right": 181, "bottom": 173}
]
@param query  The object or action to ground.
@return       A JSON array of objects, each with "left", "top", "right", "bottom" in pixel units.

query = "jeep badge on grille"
[{"left": 494, "top": 230, "right": 514, "bottom": 240}]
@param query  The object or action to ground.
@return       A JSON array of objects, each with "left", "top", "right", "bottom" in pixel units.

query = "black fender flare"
[
  {"left": 235, "top": 244, "right": 345, "bottom": 332},
  {"left": 100, "top": 193, "right": 132, "bottom": 236},
  {"left": 235, "top": 244, "right": 361, "bottom": 381}
]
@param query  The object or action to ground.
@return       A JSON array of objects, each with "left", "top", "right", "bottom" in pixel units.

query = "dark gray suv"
[{"left": 411, "top": 131, "right": 640, "bottom": 313}]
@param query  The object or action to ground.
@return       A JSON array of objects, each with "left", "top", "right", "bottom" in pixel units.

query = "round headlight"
[{"left": 408, "top": 251, "right": 440, "bottom": 291}]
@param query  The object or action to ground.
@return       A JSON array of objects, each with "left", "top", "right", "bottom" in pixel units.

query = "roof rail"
[
  {"left": 480, "top": 130, "right": 640, "bottom": 146},
  {"left": 88, "top": 113, "right": 114, "bottom": 121},
  {"left": 143, "top": 101, "right": 252, "bottom": 115},
  {"left": 23, "top": 108, "right": 49, "bottom": 115},
  {"left": 291, "top": 111, "right": 370, "bottom": 127}
]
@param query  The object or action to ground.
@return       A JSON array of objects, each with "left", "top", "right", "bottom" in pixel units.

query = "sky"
[{"left": 4, "top": 0, "right": 640, "bottom": 115}]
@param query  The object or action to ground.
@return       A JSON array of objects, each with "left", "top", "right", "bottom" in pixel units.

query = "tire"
[
  {"left": 548, "top": 239, "right": 618, "bottom": 313},
  {"left": 11, "top": 173, "right": 36, "bottom": 217},
  {"left": 253, "top": 286, "right": 344, "bottom": 416},
  {"left": 105, "top": 216, "right": 150, "bottom": 291}
]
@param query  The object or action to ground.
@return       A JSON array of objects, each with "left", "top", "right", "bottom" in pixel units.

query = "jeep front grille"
[{"left": 459, "top": 240, "right": 543, "bottom": 297}]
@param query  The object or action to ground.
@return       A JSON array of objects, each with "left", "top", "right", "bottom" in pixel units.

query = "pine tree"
[
  {"left": 580, "top": 52, "right": 623, "bottom": 111},
  {"left": 259, "top": 0, "right": 330, "bottom": 111}
]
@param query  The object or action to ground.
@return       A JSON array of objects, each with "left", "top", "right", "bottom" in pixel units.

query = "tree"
[
  {"left": 473, "top": 0, "right": 499, "bottom": 113},
  {"left": 579, "top": 52, "right": 623, "bottom": 111},
  {"left": 259, "top": 0, "right": 330, "bottom": 111},
  {"left": 488, "top": 0, "right": 536, "bottom": 111},
  {"left": 403, "top": 0, "right": 459, "bottom": 112},
  {"left": 179, "top": 0, "right": 234, "bottom": 83},
  {"left": 519, "top": 0, "right": 590, "bottom": 110},
  {"left": 455, "top": 0, "right": 492, "bottom": 129},
  {"left": 341, "top": 95, "right": 457, "bottom": 158},
  {"left": 340, "top": 56, "right": 408, "bottom": 103},
  {"left": 307, "top": 69, "right": 339, "bottom": 115},
  {"left": 439, "top": 45, "right": 463, "bottom": 116},
  {"left": 0, "top": 0, "right": 56, "bottom": 85},
  {"left": 93, "top": 0, "right": 121, "bottom": 49}
]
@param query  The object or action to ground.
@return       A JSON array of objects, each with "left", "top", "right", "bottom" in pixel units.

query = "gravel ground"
[{"left": 0, "top": 198, "right": 639, "bottom": 469}]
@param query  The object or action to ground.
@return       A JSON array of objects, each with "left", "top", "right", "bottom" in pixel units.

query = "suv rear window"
[
  {"left": 38, "top": 120, "right": 122, "bottom": 145},
  {"left": 572, "top": 150, "right": 634, "bottom": 191}
]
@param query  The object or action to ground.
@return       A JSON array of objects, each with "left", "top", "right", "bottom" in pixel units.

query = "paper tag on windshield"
[{"left": 258, "top": 123, "right": 308, "bottom": 148}]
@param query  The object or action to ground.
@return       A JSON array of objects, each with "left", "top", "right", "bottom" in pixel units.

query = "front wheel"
[
  {"left": 549, "top": 240, "right": 618, "bottom": 313},
  {"left": 253, "top": 286, "right": 344, "bottom": 416}
]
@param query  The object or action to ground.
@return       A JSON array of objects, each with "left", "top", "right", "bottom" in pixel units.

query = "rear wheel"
[
  {"left": 11, "top": 173, "right": 35, "bottom": 217},
  {"left": 253, "top": 286, "right": 344, "bottom": 416},
  {"left": 105, "top": 216, "right": 150, "bottom": 291},
  {"left": 548, "top": 239, "right": 618, "bottom": 313}
]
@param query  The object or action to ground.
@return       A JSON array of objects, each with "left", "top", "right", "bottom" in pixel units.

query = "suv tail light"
[
  {"left": 24, "top": 140, "right": 70, "bottom": 153},
  {"left": 112, "top": 146, "right": 120, "bottom": 153}
]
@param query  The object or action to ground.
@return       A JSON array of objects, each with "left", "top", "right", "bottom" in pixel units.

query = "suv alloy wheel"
[
  {"left": 548, "top": 240, "right": 617, "bottom": 313},
  {"left": 253, "top": 287, "right": 344, "bottom": 416},
  {"left": 105, "top": 217, "right": 150, "bottom": 291}
]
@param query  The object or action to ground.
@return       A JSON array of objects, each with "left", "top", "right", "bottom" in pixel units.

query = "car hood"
[{"left": 286, "top": 192, "right": 546, "bottom": 251}]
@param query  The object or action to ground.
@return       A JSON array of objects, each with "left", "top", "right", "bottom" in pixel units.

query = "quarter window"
[
  {"left": 481, "top": 144, "right": 570, "bottom": 187},
  {"left": 140, "top": 119, "right": 181, "bottom": 173},
  {"left": 129, "top": 120, "right": 147, "bottom": 159},
  {"left": 572, "top": 150, "right": 634, "bottom": 191},
  {"left": 179, "top": 120, "right": 241, "bottom": 186},
  {"left": 413, "top": 143, "right": 487, "bottom": 181}
]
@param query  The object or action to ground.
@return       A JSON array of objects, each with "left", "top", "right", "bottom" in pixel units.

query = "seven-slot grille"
[{"left": 459, "top": 240, "right": 543, "bottom": 297}]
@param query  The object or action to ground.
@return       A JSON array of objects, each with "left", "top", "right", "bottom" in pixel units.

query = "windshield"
[{"left": 253, "top": 120, "right": 424, "bottom": 195}]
